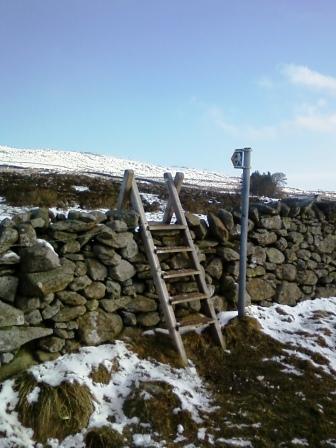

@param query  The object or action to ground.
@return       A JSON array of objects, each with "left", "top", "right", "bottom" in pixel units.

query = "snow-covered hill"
[
  {"left": 1, "top": 144, "right": 335, "bottom": 199},
  {"left": 0, "top": 145, "right": 240, "bottom": 192}
]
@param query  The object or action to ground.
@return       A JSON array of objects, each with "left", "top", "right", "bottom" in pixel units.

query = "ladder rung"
[
  {"left": 170, "top": 292, "right": 208, "bottom": 305},
  {"left": 177, "top": 313, "right": 215, "bottom": 330},
  {"left": 156, "top": 246, "right": 192, "bottom": 254},
  {"left": 162, "top": 268, "right": 200, "bottom": 279},
  {"left": 154, "top": 328, "right": 170, "bottom": 336},
  {"left": 148, "top": 224, "right": 186, "bottom": 231}
]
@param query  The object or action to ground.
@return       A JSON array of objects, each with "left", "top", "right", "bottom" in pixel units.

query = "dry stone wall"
[{"left": 0, "top": 198, "right": 335, "bottom": 367}]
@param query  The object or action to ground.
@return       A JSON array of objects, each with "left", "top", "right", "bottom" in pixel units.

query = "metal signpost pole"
[{"left": 231, "top": 147, "right": 252, "bottom": 318}]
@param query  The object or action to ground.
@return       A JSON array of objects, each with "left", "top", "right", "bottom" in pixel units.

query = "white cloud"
[
  {"left": 202, "top": 64, "right": 336, "bottom": 142},
  {"left": 208, "top": 103, "right": 336, "bottom": 139},
  {"left": 283, "top": 64, "right": 336, "bottom": 95},
  {"left": 294, "top": 112, "right": 336, "bottom": 133}
]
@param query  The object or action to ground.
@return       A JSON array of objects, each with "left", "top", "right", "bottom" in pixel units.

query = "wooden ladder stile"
[
  {"left": 163, "top": 172, "right": 226, "bottom": 351},
  {"left": 117, "top": 169, "right": 225, "bottom": 366}
]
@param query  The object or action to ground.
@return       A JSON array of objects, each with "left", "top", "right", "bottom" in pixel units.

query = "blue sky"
[{"left": 0, "top": 0, "right": 335, "bottom": 190}]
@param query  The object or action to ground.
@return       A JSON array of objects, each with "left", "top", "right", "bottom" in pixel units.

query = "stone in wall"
[
  {"left": 78, "top": 309, "right": 123, "bottom": 345},
  {"left": 0, "top": 276, "right": 18, "bottom": 303},
  {"left": 20, "top": 240, "right": 60, "bottom": 272},
  {"left": 207, "top": 213, "right": 229, "bottom": 241},
  {"left": 0, "top": 326, "right": 53, "bottom": 352},
  {"left": 276, "top": 282, "right": 302, "bottom": 305},
  {"left": 247, "top": 278, "right": 276, "bottom": 302},
  {"left": 21, "top": 267, "right": 74, "bottom": 297}
]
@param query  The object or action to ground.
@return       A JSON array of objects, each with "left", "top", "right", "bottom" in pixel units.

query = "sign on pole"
[
  {"left": 231, "top": 149, "right": 244, "bottom": 168},
  {"left": 231, "top": 147, "right": 252, "bottom": 318}
]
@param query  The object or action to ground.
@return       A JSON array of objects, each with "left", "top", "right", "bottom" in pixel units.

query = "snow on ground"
[
  {"left": 216, "top": 438, "right": 253, "bottom": 447},
  {"left": 219, "top": 298, "right": 336, "bottom": 376},
  {"left": 0, "top": 197, "right": 33, "bottom": 221},
  {"left": 0, "top": 145, "right": 240, "bottom": 192},
  {"left": 0, "top": 341, "right": 214, "bottom": 448},
  {"left": 1, "top": 298, "right": 336, "bottom": 447},
  {"left": 72, "top": 185, "right": 90, "bottom": 192},
  {"left": 247, "top": 298, "right": 336, "bottom": 376}
]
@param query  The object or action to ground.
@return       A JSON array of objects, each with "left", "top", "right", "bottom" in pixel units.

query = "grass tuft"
[
  {"left": 89, "top": 361, "right": 119, "bottom": 384},
  {"left": 85, "top": 426, "right": 125, "bottom": 448},
  {"left": 15, "top": 372, "right": 94, "bottom": 443}
]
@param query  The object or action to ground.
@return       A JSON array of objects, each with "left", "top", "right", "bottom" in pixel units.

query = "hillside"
[
  {"left": 1, "top": 145, "right": 336, "bottom": 200},
  {"left": 0, "top": 145, "right": 240, "bottom": 193}
]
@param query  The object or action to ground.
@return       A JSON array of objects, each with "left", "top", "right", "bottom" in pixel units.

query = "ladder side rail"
[
  {"left": 162, "top": 172, "right": 184, "bottom": 224},
  {"left": 117, "top": 169, "right": 134, "bottom": 210},
  {"left": 164, "top": 173, "right": 226, "bottom": 350},
  {"left": 129, "top": 178, "right": 188, "bottom": 365}
]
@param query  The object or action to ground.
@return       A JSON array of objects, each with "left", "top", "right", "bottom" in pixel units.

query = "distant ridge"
[
  {"left": 0, "top": 145, "right": 335, "bottom": 199},
  {"left": 0, "top": 145, "right": 240, "bottom": 192}
]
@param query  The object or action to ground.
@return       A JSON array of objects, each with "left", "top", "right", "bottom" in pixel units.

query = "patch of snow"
[
  {"left": 291, "top": 438, "right": 309, "bottom": 446},
  {"left": 72, "top": 185, "right": 90, "bottom": 192},
  {"left": 218, "top": 311, "right": 238, "bottom": 327},
  {"left": 49, "top": 206, "right": 110, "bottom": 219},
  {"left": 46, "top": 434, "right": 85, "bottom": 448},
  {"left": 0, "top": 204, "right": 32, "bottom": 221},
  {"left": 140, "top": 193, "right": 163, "bottom": 205},
  {"left": 197, "top": 427, "right": 206, "bottom": 440},
  {"left": 37, "top": 238, "right": 57, "bottom": 254},
  {"left": 132, "top": 433, "right": 161, "bottom": 447},
  {"left": 0, "top": 379, "right": 35, "bottom": 448},
  {"left": 145, "top": 211, "right": 165, "bottom": 223},
  {"left": 27, "top": 386, "right": 40, "bottom": 404},
  {"left": 1, "top": 250, "right": 20, "bottom": 261},
  {"left": 216, "top": 438, "right": 253, "bottom": 447},
  {"left": 247, "top": 298, "right": 336, "bottom": 375},
  {"left": 177, "top": 424, "right": 184, "bottom": 434}
]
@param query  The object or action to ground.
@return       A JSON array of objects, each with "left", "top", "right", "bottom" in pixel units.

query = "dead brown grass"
[
  {"left": 123, "top": 380, "right": 197, "bottom": 442},
  {"left": 89, "top": 361, "right": 119, "bottom": 384},
  {"left": 85, "top": 426, "right": 125, "bottom": 448},
  {"left": 15, "top": 373, "right": 94, "bottom": 443}
]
